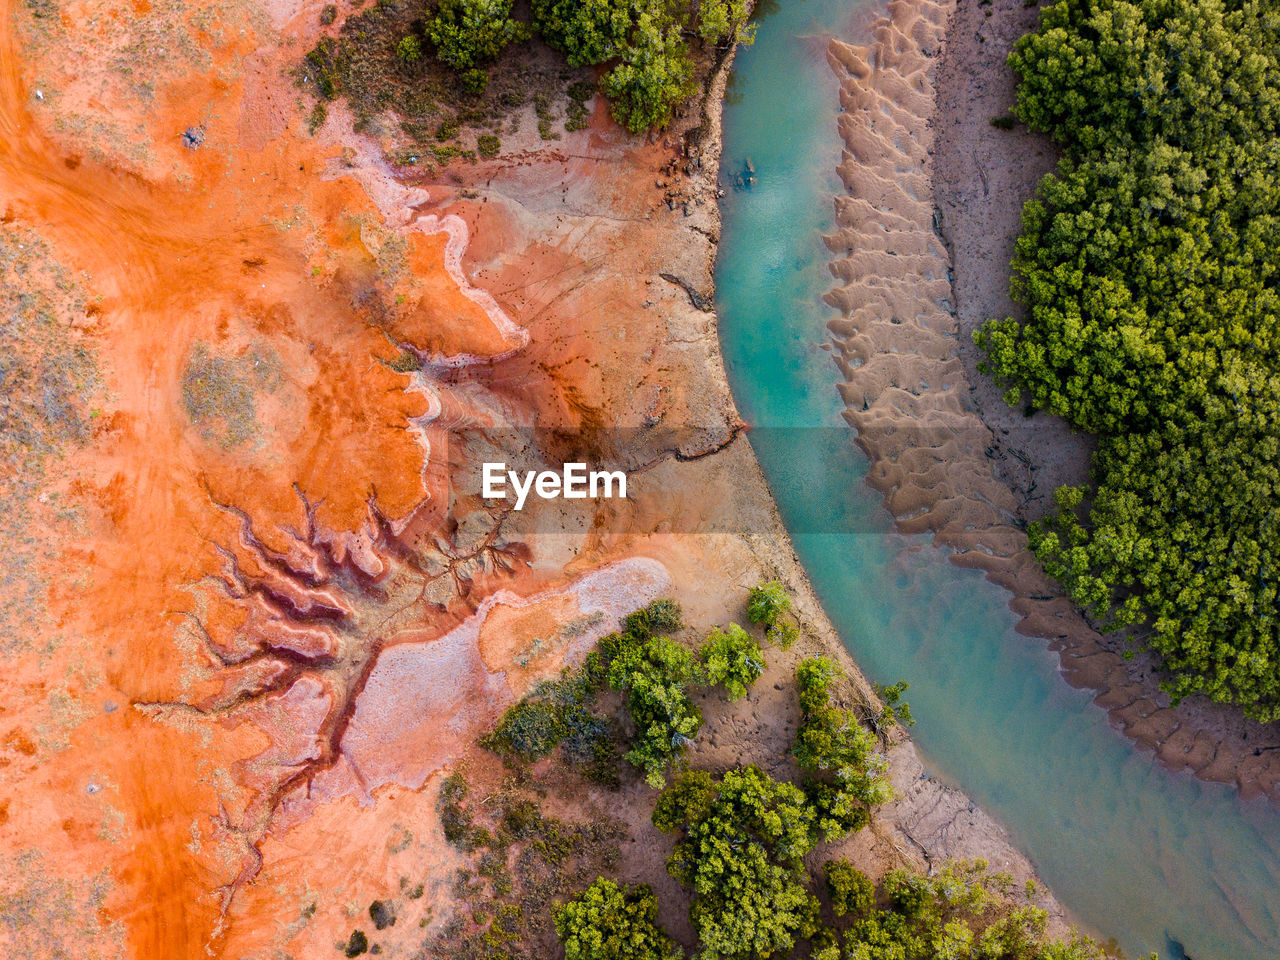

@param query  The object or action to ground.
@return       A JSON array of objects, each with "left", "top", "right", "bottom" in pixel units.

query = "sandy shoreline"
[{"left": 825, "top": 0, "right": 1280, "bottom": 801}]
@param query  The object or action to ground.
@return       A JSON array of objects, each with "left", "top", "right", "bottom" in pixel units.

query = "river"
[{"left": 713, "top": 1, "right": 1280, "bottom": 958}]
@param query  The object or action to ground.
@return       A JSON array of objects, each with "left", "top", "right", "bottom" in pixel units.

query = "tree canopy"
[
  {"left": 654, "top": 766, "right": 822, "bottom": 960},
  {"left": 608, "top": 632, "right": 706, "bottom": 787},
  {"left": 700, "top": 623, "right": 765, "bottom": 699},
  {"left": 554, "top": 878, "right": 684, "bottom": 960},
  {"left": 976, "top": 0, "right": 1280, "bottom": 718},
  {"left": 792, "top": 658, "right": 891, "bottom": 840},
  {"left": 810, "top": 862, "right": 1120, "bottom": 960},
  {"left": 531, "top": 0, "right": 633, "bottom": 66},
  {"left": 428, "top": 0, "right": 528, "bottom": 71}
]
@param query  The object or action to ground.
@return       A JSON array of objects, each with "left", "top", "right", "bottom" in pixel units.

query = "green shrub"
[
  {"left": 461, "top": 67, "right": 489, "bottom": 94},
  {"left": 796, "top": 656, "right": 836, "bottom": 713},
  {"left": 306, "top": 102, "right": 327, "bottom": 135},
  {"left": 396, "top": 34, "right": 423, "bottom": 65},
  {"left": 747, "top": 580, "right": 791, "bottom": 627},
  {"left": 477, "top": 133, "right": 501, "bottom": 158},
  {"left": 767, "top": 620, "right": 798, "bottom": 649},
  {"left": 883, "top": 871, "right": 932, "bottom": 918},
  {"left": 438, "top": 772, "right": 475, "bottom": 848},
  {"left": 700, "top": 624, "right": 764, "bottom": 700},
  {"left": 792, "top": 659, "right": 891, "bottom": 841},
  {"left": 816, "top": 862, "right": 1122, "bottom": 960},
  {"left": 429, "top": 0, "right": 529, "bottom": 70},
  {"left": 650, "top": 768, "right": 718, "bottom": 833},
  {"left": 873, "top": 680, "right": 915, "bottom": 728},
  {"left": 485, "top": 698, "right": 566, "bottom": 762},
  {"left": 824, "top": 860, "right": 875, "bottom": 918},
  {"left": 621, "top": 598, "right": 683, "bottom": 639},
  {"left": 564, "top": 78, "right": 596, "bottom": 131},
  {"left": 435, "top": 117, "right": 460, "bottom": 141},
  {"left": 501, "top": 797, "right": 542, "bottom": 839},
  {"left": 553, "top": 878, "right": 683, "bottom": 960},
  {"left": 482, "top": 663, "right": 616, "bottom": 780}
]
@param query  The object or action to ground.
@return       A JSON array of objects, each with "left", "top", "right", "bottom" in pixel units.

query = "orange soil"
[
  {"left": 0, "top": 0, "right": 747, "bottom": 950},
  {"left": 0, "top": 0, "right": 541, "bottom": 954}
]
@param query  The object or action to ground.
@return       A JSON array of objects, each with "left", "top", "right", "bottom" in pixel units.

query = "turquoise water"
[{"left": 714, "top": 3, "right": 1280, "bottom": 958}]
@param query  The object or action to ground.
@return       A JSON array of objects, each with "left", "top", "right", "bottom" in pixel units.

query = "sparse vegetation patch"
[{"left": 297, "top": 0, "right": 758, "bottom": 160}]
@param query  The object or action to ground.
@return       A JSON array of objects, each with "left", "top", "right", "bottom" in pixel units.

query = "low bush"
[
  {"left": 700, "top": 623, "right": 764, "bottom": 700},
  {"left": 793, "top": 658, "right": 891, "bottom": 841},
  {"left": 482, "top": 664, "right": 618, "bottom": 782},
  {"left": 621, "top": 597, "right": 683, "bottom": 639},
  {"left": 554, "top": 878, "right": 683, "bottom": 960}
]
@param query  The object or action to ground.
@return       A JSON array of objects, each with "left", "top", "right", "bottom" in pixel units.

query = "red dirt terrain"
[{"left": 0, "top": 0, "right": 742, "bottom": 954}]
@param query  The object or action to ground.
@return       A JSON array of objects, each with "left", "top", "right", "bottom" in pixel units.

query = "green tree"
[
  {"left": 600, "top": 14, "right": 697, "bottom": 134},
  {"left": 532, "top": 0, "right": 632, "bottom": 66},
  {"left": 554, "top": 878, "right": 684, "bottom": 960},
  {"left": 429, "top": 0, "right": 529, "bottom": 71},
  {"left": 396, "top": 34, "right": 423, "bottom": 64},
  {"left": 700, "top": 623, "right": 765, "bottom": 699},
  {"left": 811, "top": 862, "right": 1122, "bottom": 960},
  {"left": 697, "top": 0, "right": 756, "bottom": 46},
  {"left": 824, "top": 860, "right": 876, "bottom": 918},
  {"left": 655, "top": 766, "right": 821, "bottom": 960},
  {"left": 874, "top": 680, "right": 915, "bottom": 727},
  {"left": 746, "top": 580, "right": 791, "bottom": 626},
  {"left": 793, "top": 658, "right": 891, "bottom": 840},
  {"left": 608, "top": 634, "right": 703, "bottom": 786},
  {"left": 975, "top": 0, "right": 1280, "bottom": 720}
]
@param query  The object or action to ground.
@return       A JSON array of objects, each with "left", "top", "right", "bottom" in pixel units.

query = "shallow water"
[{"left": 714, "top": 2, "right": 1280, "bottom": 958}]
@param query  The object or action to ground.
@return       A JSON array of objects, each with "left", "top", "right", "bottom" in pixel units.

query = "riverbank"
[
  {"left": 431, "top": 8, "right": 1085, "bottom": 945},
  {"left": 826, "top": 0, "right": 1280, "bottom": 804}
]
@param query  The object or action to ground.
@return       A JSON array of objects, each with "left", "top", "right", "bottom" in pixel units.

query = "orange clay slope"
[{"left": 0, "top": 0, "right": 536, "bottom": 953}]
